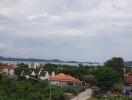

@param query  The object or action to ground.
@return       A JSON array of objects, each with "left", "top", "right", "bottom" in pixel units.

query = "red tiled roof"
[
  {"left": 50, "top": 73, "right": 81, "bottom": 83},
  {"left": 0, "top": 65, "right": 8, "bottom": 69},
  {"left": 7, "top": 65, "right": 15, "bottom": 69},
  {"left": 8, "top": 64, "right": 16, "bottom": 67},
  {"left": 0, "top": 65, "right": 15, "bottom": 69}
]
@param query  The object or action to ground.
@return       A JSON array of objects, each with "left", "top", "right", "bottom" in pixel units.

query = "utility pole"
[
  {"left": 49, "top": 81, "right": 51, "bottom": 100},
  {"left": 130, "top": 85, "right": 132, "bottom": 98},
  {"left": 122, "top": 68, "right": 126, "bottom": 75},
  {"left": 77, "top": 92, "right": 79, "bottom": 100}
]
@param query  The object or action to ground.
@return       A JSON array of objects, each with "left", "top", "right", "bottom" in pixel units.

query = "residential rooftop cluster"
[{"left": 1, "top": 57, "right": 132, "bottom": 99}]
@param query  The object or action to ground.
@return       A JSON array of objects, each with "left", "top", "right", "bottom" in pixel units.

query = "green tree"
[
  {"left": 43, "top": 63, "right": 60, "bottom": 73},
  {"left": 104, "top": 57, "right": 124, "bottom": 75},
  {"left": 14, "top": 64, "right": 28, "bottom": 76},
  {"left": 83, "top": 75, "right": 96, "bottom": 86},
  {"left": 94, "top": 67, "right": 120, "bottom": 89},
  {"left": 0, "top": 74, "right": 2, "bottom": 82}
]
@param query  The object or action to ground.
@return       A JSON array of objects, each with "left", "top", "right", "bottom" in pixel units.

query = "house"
[
  {"left": 39, "top": 71, "right": 49, "bottom": 80},
  {"left": 7, "top": 64, "right": 15, "bottom": 76},
  {"left": 123, "top": 86, "right": 132, "bottom": 97},
  {"left": 0, "top": 64, "right": 15, "bottom": 76},
  {"left": 21, "top": 70, "right": 32, "bottom": 78},
  {"left": 34, "top": 70, "right": 41, "bottom": 76},
  {"left": 50, "top": 73, "right": 82, "bottom": 86},
  {"left": 49, "top": 71, "right": 55, "bottom": 77},
  {"left": 0, "top": 65, "right": 7, "bottom": 74},
  {"left": 124, "top": 72, "right": 132, "bottom": 84},
  {"left": 21, "top": 70, "right": 55, "bottom": 80}
]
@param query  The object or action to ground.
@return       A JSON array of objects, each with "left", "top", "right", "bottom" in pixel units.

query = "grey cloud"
[{"left": 0, "top": 0, "right": 132, "bottom": 61}]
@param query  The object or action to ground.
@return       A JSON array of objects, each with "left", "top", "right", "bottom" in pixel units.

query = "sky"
[{"left": 0, "top": 0, "right": 132, "bottom": 62}]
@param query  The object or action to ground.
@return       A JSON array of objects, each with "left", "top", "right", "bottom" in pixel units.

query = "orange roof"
[
  {"left": 0, "top": 65, "right": 14, "bottom": 69},
  {"left": 50, "top": 73, "right": 81, "bottom": 83}
]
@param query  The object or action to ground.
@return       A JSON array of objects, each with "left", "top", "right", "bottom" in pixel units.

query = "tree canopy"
[
  {"left": 104, "top": 57, "right": 124, "bottom": 75},
  {"left": 0, "top": 75, "right": 83, "bottom": 100},
  {"left": 94, "top": 67, "right": 120, "bottom": 89}
]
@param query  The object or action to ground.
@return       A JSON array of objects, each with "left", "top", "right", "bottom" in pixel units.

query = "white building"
[
  {"left": 0, "top": 64, "right": 15, "bottom": 76},
  {"left": 21, "top": 70, "right": 55, "bottom": 80}
]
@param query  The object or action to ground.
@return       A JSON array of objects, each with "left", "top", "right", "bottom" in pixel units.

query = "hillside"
[
  {"left": 0, "top": 56, "right": 99, "bottom": 64},
  {"left": 0, "top": 56, "right": 62, "bottom": 62},
  {"left": 125, "top": 61, "right": 132, "bottom": 67}
]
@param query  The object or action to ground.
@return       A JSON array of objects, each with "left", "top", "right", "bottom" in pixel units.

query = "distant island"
[
  {"left": 124, "top": 61, "right": 132, "bottom": 67},
  {"left": 0, "top": 56, "right": 99, "bottom": 64},
  {"left": 1, "top": 56, "right": 132, "bottom": 66}
]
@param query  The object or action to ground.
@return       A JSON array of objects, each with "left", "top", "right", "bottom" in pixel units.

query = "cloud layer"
[{"left": 0, "top": 0, "right": 132, "bottom": 62}]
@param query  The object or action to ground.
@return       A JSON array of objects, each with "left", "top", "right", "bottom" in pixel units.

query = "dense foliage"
[
  {"left": 14, "top": 63, "right": 28, "bottom": 75},
  {"left": 42, "top": 63, "right": 93, "bottom": 77},
  {"left": 0, "top": 75, "right": 83, "bottom": 100},
  {"left": 2, "top": 57, "right": 130, "bottom": 100},
  {"left": 104, "top": 57, "right": 124, "bottom": 75},
  {"left": 92, "top": 91, "right": 132, "bottom": 100},
  {"left": 94, "top": 67, "right": 120, "bottom": 90}
]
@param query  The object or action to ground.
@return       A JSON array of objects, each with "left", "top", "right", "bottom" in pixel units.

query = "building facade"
[
  {"left": 21, "top": 70, "right": 55, "bottom": 80},
  {"left": 50, "top": 73, "right": 82, "bottom": 86}
]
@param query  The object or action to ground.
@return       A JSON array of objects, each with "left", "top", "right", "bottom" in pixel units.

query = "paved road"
[{"left": 71, "top": 89, "right": 92, "bottom": 100}]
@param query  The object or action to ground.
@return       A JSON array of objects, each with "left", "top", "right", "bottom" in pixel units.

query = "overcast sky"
[{"left": 0, "top": 0, "right": 132, "bottom": 62}]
